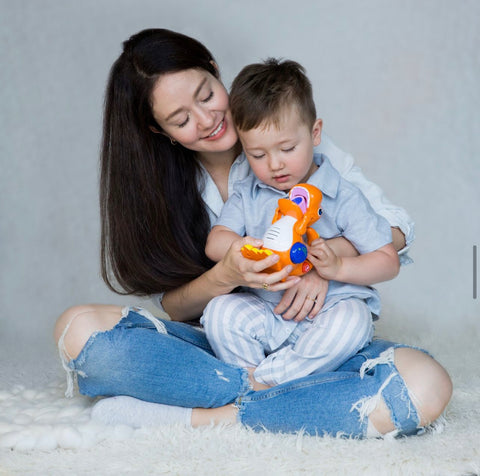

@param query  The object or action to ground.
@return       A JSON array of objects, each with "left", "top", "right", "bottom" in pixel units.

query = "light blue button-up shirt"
[
  {"left": 152, "top": 134, "right": 414, "bottom": 312},
  {"left": 215, "top": 153, "right": 393, "bottom": 317},
  {"left": 197, "top": 135, "right": 414, "bottom": 261}
]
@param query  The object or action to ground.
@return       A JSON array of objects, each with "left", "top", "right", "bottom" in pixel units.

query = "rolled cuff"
[{"left": 377, "top": 209, "right": 415, "bottom": 265}]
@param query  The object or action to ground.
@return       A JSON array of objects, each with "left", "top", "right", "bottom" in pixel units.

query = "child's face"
[{"left": 238, "top": 107, "right": 322, "bottom": 191}]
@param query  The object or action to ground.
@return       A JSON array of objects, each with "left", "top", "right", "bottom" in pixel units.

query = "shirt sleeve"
[
  {"left": 317, "top": 134, "right": 415, "bottom": 264},
  {"left": 340, "top": 163, "right": 414, "bottom": 264},
  {"left": 213, "top": 187, "right": 247, "bottom": 236},
  {"left": 335, "top": 184, "right": 393, "bottom": 256}
]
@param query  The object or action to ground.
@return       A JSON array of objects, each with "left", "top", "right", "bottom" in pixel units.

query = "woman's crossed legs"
[{"left": 54, "top": 305, "right": 452, "bottom": 438}]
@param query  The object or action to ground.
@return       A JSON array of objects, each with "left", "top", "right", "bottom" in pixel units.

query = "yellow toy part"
[{"left": 241, "top": 183, "right": 323, "bottom": 278}]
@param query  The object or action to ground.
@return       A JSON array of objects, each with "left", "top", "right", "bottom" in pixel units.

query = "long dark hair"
[{"left": 100, "top": 29, "right": 217, "bottom": 295}]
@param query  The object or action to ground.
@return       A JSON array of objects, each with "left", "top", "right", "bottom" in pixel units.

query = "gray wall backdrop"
[{"left": 1, "top": 0, "right": 479, "bottom": 366}]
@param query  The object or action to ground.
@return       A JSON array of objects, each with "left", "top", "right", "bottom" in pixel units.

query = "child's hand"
[{"left": 308, "top": 238, "right": 342, "bottom": 281}]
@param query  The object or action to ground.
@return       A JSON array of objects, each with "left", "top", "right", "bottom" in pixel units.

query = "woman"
[{"left": 54, "top": 28, "right": 451, "bottom": 437}]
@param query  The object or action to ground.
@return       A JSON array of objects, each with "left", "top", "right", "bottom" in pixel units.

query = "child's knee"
[
  {"left": 201, "top": 295, "right": 235, "bottom": 333},
  {"left": 339, "top": 301, "right": 373, "bottom": 348},
  {"left": 355, "top": 315, "right": 375, "bottom": 349}
]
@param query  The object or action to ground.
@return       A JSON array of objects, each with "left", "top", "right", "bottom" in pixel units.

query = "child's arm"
[
  {"left": 308, "top": 238, "right": 400, "bottom": 285},
  {"left": 206, "top": 225, "right": 248, "bottom": 262},
  {"left": 324, "top": 236, "right": 359, "bottom": 258}
]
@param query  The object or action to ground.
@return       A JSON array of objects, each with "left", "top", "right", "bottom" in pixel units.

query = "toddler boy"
[{"left": 201, "top": 59, "right": 399, "bottom": 386}]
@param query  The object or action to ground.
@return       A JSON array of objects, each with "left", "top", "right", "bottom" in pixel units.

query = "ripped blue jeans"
[{"left": 60, "top": 307, "right": 425, "bottom": 438}]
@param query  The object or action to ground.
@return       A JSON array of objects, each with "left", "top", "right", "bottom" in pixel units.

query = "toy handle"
[{"left": 306, "top": 228, "right": 319, "bottom": 245}]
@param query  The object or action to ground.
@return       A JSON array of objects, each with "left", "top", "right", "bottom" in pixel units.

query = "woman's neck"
[
  {"left": 197, "top": 142, "right": 242, "bottom": 202},
  {"left": 197, "top": 141, "right": 242, "bottom": 171}
]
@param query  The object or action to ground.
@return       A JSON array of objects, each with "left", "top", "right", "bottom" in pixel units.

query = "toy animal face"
[
  {"left": 289, "top": 184, "right": 323, "bottom": 225},
  {"left": 241, "top": 183, "right": 323, "bottom": 279}
]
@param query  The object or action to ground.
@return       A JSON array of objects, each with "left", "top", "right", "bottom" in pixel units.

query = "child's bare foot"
[{"left": 247, "top": 368, "right": 271, "bottom": 390}]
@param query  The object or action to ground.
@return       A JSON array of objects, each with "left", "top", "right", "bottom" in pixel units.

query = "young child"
[{"left": 201, "top": 58, "right": 400, "bottom": 386}]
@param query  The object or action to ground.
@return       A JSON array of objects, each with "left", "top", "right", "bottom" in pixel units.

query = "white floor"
[{"left": 1, "top": 325, "right": 479, "bottom": 476}]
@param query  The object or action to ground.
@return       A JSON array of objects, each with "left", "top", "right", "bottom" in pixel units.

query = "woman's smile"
[{"left": 203, "top": 117, "right": 226, "bottom": 140}]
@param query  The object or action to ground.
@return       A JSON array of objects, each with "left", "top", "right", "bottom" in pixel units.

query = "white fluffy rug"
[{"left": 1, "top": 326, "right": 479, "bottom": 476}]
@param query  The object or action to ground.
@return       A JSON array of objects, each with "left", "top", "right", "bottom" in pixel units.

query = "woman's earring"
[{"left": 170, "top": 137, "right": 177, "bottom": 145}]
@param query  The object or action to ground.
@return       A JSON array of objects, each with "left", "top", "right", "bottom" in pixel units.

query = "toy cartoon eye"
[{"left": 318, "top": 208, "right": 323, "bottom": 216}]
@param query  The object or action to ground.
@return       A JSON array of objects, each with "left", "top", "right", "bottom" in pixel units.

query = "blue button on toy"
[{"left": 290, "top": 242, "right": 308, "bottom": 264}]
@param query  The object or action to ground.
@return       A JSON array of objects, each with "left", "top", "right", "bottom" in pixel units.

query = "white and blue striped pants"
[{"left": 201, "top": 293, "right": 374, "bottom": 386}]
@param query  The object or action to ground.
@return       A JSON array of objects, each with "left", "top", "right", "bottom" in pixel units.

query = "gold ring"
[
  {"left": 307, "top": 296, "right": 317, "bottom": 302},
  {"left": 262, "top": 283, "right": 269, "bottom": 290}
]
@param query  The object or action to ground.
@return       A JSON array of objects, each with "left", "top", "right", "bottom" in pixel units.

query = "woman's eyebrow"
[{"left": 165, "top": 77, "right": 208, "bottom": 121}]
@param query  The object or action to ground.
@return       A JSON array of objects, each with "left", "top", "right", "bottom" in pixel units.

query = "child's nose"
[{"left": 269, "top": 154, "right": 284, "bottom": 171}]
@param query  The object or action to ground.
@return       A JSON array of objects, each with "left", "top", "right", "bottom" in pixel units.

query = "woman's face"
[{"left": 151, "top": 68, "right": 238, "bottom": 155}]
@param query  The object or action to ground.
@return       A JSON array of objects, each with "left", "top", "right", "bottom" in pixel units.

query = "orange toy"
[{"left": 241, "top": 183, "right": 323, "bottom": 277}]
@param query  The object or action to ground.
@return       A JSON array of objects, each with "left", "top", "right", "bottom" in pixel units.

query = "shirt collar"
[
  {"left": 198, "top": 153, "right": 250, "bottom": 218},
  {"left": 309, "top": 153, "right": 341, "bottom": 198}
]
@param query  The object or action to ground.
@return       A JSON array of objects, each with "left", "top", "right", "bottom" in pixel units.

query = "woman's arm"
[
  {"left": 161, "top": 238, "right": 300, "bottom": 322},
  {"left": 160, "top": 265, "right": 236, "bottom": 322},
  {"left": 391, "top": 227, "right": 406, "bottom": 251}
]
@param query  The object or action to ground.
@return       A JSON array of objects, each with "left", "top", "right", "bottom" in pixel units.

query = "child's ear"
[{"left": 312, "top": 119, "right": 323, "bottom": 146}]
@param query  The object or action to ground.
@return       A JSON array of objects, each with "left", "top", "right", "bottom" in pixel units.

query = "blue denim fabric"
[
  {"left": 68, "top": 309, "right": 251, "bottom": 408},
  {"left": 67, "top": 308, "right": 425, "bottom": 437},
  {"left": 236, "top": 340, "right": 422, "bottom": 438}
]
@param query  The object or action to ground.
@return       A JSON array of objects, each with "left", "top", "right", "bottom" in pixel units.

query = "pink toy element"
[{"left": 241, "top": 183, "right": 323, "bottom": 277}]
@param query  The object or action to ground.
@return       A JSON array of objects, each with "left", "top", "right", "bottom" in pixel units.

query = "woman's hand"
[
  {"left": 274, "top": 270, "right": 328, "bottom": 322},
  {"left": 217, "top": 236, "right": 301, "bottom": 292}
]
